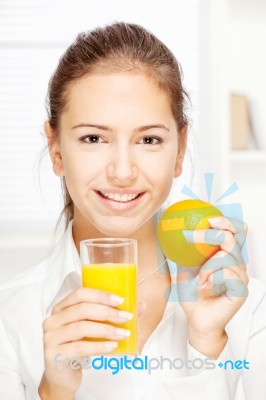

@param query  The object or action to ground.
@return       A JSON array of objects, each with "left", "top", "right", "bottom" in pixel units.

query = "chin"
[
  {"left": 95, "top": 217, "right": 142, "bottom": 238},
  {"left": 99, "top": 225, "right": 136, "bottom": 238}
]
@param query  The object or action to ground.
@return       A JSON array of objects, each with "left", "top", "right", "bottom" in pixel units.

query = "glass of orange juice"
[{"left": 80, "top": 238, "right": 138, "bottom": 355}]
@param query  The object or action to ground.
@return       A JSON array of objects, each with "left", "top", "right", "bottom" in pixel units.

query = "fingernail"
[
  {"left": 183, "top": 230, "right": 194, "bottom": 242},
  {"left": 208, "top": 217, "right": 221, "bottom": 225},
  {"left": 105, "top": 341, "right": 118, "bottom": 350},
  {"left": 118, "top": 311, "right": 133, "bottom": 320},
  {"left": 110, "top": 295, "right": 124, "bottom": 305},
  {"left": 116, "top": 328, "right": 131, "bottom": 337}
]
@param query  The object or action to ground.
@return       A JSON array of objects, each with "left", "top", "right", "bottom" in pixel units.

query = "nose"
[{"left": 107, "top": 142, "right": 138, "bottom": 184}]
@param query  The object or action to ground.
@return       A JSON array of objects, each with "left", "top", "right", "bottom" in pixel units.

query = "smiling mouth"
[{"left": 96, "top": 190, "right": 144, "bottom": 202}]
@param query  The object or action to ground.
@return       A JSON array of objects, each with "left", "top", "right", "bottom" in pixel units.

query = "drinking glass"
[{"left": 80, "top": 238, "right": 138, "bottom": 355}]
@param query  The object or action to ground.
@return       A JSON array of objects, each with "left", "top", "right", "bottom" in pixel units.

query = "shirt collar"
[{"left": 41, "top": 219, "right": 178, "bottom": 318}]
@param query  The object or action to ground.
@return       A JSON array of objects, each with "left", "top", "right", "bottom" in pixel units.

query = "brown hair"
[{"left": 45, "top": 21, "right": 189, "bottom": 230}]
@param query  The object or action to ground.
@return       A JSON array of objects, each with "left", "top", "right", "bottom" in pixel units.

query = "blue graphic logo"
[{"left": 162, "top": 172, "right": 249, "bottom": 301}]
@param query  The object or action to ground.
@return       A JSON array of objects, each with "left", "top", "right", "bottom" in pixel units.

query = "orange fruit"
[{"left": 157, "top": 199, "right": 223, "bottom": 267}]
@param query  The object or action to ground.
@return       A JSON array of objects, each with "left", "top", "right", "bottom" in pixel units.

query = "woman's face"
[{"left": 46, "top": 72, "right": 187, "bottom": 237}]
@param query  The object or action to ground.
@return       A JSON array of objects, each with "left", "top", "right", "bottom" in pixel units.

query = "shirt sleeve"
[
  {"left": 137, "top": 339, "right": 239, "bottom": 400},
  {"left": 186, "top": 338, "right": 240, "bottom": 399},
  {"left": 240, "top": 290, "right": 266, "bottom": 400},
  {"left": 151, "top": 287, "right": 266, "bottom": 400},
  {"left": 0, "top": 315, "right": 28, "bottom": 399}
]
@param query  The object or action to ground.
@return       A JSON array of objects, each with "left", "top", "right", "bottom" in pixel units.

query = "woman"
[{"left": 0, "top": 22, "right": 265, "bottom": 400}]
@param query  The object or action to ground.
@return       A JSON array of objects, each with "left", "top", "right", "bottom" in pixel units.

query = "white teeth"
[
  {"left": 113, "top": 193, "right": 121, "bottom": 201},
  {"left": 100, "top": 192, "right": 139, "bottom": 202}
]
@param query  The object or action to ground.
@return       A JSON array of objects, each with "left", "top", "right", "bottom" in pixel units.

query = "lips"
[
  {"left": 95, "top": 190, "right": 146, "bottom": 212},
  {"left": 97, "top": 190, "right": 142, "bottom": 203}
]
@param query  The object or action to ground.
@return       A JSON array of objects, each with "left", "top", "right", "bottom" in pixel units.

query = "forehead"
[{"left": 61, "top": 72, "right": 175, "bottom": 128}]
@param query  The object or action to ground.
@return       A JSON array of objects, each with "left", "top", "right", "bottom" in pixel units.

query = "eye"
[
  {"left": 79, "top": 135, "right": 105, "bottom": 143},
  {"left": 139, "top": 136, "right": 163, "bottom": 145}
]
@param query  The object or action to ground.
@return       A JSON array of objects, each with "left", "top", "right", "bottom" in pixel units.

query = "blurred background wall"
[{"left": 0, "top": 0, "right": 265, "bottom": 284}]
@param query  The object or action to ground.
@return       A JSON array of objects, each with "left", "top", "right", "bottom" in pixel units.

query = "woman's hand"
[
  {"left": 38, "top": 287, "right": 143, "bottom": 399},
  {"left": 177, "top": 216, "right": 249, "bottom": 358}
]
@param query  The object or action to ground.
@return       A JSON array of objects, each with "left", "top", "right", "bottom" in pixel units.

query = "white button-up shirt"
[{"left": 0, "top": 221, "right": 266, "bottom": 399}]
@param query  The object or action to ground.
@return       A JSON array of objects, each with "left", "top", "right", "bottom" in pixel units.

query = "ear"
[
  {"left": 44, "top": 121, "right": 64, "bottom": 177},
  {"left": 174, "top": 125, "right": 188, "bottom": 178}
]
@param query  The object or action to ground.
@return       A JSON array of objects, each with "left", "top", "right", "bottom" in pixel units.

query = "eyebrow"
[{"left": 71, "top": 123, "right": 170, "bottom": 133}]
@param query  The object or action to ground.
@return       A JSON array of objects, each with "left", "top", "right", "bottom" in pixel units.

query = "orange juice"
[{"left": 82, "top": 263, "right": 138, "bottom": 355}]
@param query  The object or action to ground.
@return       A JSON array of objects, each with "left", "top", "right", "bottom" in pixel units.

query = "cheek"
[
  {"left": 141, "top": 150, "right": 177, "bottom": 178},
  {"left": 60, "top": 149, "right": 94, "bottom": 196},
  {"left": 139, "top": 152, "right": 176, "bottom": 197}
]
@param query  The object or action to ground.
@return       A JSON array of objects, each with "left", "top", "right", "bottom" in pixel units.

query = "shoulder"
[
  {"left": 0, "top": 226, "right": 70, "bottom": 301},
  {"left": 0, "top": 257, "right": 49, "bottom": 314},
  {"left": 247, "top": 276, "right": 266, "bottom": 309},
  {"left": 0, "top": 225, "right": 73, "bottom": 322},
  {"left": 246, "top": 276, "right": 266, "bottom": 334},
  {"left": 237, "top": 276, "right": 266, "bottom": 322},
  {"left": 0, "top": 232, "right": 65, "bottom": 316}
]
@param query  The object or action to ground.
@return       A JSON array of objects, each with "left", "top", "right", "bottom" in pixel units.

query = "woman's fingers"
[
  {"left": 53, "top": 340, "right": 119, "bottom": 363},
  {"left": 198, "top": 263, "right": 249, "bottom": 299},
  {"left": 183, "top": 227, "right": 244, "bottom": 264},
  {"left": 208, "top": 216, "right": 248, "bottom": 249},
  {"left": 197, "top": 250, "right": 248, "bottom": 287},
  {"left": 176, "top": 250, "right": 248, "bottom": 302},
  {"left": 46, "top": 302, "right": 134, "bottom": 331},
  {"left": 51, "top": 287, "right": 124, "bottom": 315},
  {"left": 44, "top": 320, "right": 131, "bottom": 347}
]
